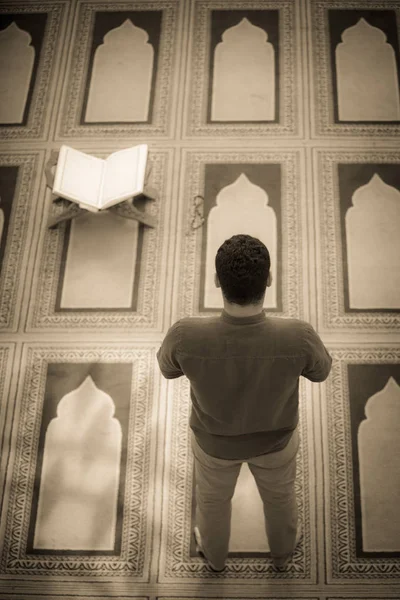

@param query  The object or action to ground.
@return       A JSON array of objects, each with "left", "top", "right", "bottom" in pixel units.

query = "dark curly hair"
[{"left": 215, "top": 234, "right": 270, "bottom": 306}]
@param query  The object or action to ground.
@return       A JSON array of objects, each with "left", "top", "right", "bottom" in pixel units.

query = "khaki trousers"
[{"left": 191, "top": 427, "right": 299, "bottom": 570}]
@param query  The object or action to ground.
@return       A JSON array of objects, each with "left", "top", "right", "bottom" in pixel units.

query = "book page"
[
  {"left": 53, "top": 146, "right": 105, "bottom": 207},
  {"left": 101, "top": 145, "right": 148, "bottom": 206}
]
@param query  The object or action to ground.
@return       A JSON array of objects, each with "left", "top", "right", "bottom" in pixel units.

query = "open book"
[{"left": 53, "top": 144, "right": 149, "bottom": 212}]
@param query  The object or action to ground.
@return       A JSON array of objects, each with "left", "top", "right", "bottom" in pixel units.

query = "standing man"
[{"left": 157, "top": 234, "right": 332, "bottom": 571}]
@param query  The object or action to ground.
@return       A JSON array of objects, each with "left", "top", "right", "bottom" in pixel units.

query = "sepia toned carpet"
[{"left": 0, "top": 0, "right": 399, "bottom": 598}]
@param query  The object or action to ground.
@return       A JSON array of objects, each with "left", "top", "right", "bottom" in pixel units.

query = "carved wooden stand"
[{"left": 45, "top": 150, "right": 158, "bottom": 229}]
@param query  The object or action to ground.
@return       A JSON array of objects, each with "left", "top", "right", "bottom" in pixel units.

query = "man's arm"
[
  {"left": 301, "top": 323, "right": 332, "bottom": 382},
  {"left": 156, "top": 321, "right": 184, "bottom": 379}
]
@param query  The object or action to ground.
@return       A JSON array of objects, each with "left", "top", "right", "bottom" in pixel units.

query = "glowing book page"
[
  {"left": 53, "top": 146, "right": 104, "bottom": 208},
  {"left": 101, "top": 144, "right": 148, "bottom": 209}
]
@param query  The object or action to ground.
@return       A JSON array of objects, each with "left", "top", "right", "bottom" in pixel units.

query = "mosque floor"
[{"left": 0, "top": 0, "right": 399, "bottom": 598}]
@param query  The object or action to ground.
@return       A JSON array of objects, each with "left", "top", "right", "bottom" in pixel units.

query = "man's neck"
[{"left": 223, "top": 302, "right": 264, "bottom": 318}]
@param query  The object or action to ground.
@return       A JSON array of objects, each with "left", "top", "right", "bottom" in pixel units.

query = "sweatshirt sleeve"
[
  {"left": 301, "top": 323, "right": 332, "bottom": 382},
  {"left": 156, "top": 321, "right": 184, "bottom": 379}
]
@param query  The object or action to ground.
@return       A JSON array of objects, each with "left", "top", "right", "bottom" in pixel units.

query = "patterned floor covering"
[{"left": 0, "top": 0, "right": 399, "bottom": 598}]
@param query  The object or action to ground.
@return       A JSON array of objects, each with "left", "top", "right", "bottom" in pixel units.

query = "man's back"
[{"left": 157, "top": 310, "right": 332, "bottom": 459}]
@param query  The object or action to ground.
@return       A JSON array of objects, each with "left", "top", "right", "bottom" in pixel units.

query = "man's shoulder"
[
  {"left": 267, "top": 316, "right": 312, "bottom": 331},
  {"left": 177, "top": 315, "right": 221, "bottom": 328},
  {"left": 176, "top": 315, "right": 312, "bottom": 332},
  {"left": 170, "top": 315, "right": 315, "bottom": 358}
]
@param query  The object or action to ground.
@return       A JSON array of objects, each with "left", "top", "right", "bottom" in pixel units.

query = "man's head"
[{"left": 215, "top": 234, "right": 271, "bottom": 307}]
